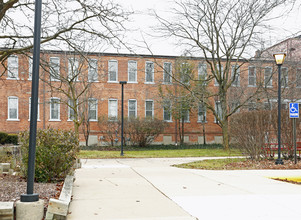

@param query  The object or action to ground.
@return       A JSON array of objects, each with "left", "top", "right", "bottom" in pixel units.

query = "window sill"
[
  {"left": 164, "top": 120, "right": 173, "bottom": 123},
  {"left": 107, "top": 81, "right": 118, "bottom": 83},
  {"left": 88, "top": 119, "right": 98, "bottom": 122},
  {"left": 248, "top": 85, "right": 256, "bottom": 87},
  {"left": 197, "top": 121, "right": 208, "bottom": 123},
  {"left": 88, "top": 80, "right": 99, "bottom": 83},
  {"left": 7, "top": 119, "right": 20, "bottom": 121},
  {"left": 127, "top": 81, "right": 138, "bottom": 84},
  {"left": 7, "top": 78, "right": 19, "bottom": 80},
  {"left": 28, "top": 119, "right": 41, "bottom": 121},
  {"left": 144, "top": 82, "right": 155, "bottom": 84},
  {"left": 49, "top": 119, "right": 61, "bottom": 122}
]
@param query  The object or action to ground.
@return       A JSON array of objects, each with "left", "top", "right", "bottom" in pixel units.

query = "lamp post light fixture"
[
  {"left": 273, "top": 52, "right": 286, "bottom": 165},
  {"left": 119, "top": 81, "right": 127, "bottom": 156}
]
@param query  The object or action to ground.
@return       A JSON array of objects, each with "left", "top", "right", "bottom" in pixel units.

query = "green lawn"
[
  {"left": 79, "top": 148, "right": 242, "bottom": 159},
  {"left": 175, "top": 158, "right": 247, "bottom": 170}
]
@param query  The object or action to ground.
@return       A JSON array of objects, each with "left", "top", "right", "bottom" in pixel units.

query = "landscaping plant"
[{"left": 19, "top": 128, "right": 79, "bottom": 183}]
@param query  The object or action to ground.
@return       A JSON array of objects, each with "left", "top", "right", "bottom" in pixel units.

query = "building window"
[
  {"left": 231, "top": 65, "right": 240, "bottom": 87},
  {"left": 215, "top": 101, "right": 222, "bottom": 123},
  {"left": 50, "top": 98, "right": 60, "bottom": 121},
  {"left": 88, "top": 59, "right": 98, "bottom": 82},
  {"left": 297, "top": 68, "right": 301, "bottom": 88},
  {"left": 180, "top": 63, "right": 190, "bottom": 84},
  {"left": 68, "top": 58, "right": 79, "bottom": 81},
  {"left": 7, "top": 56, "right": 18, "bottom": 79},
  {"left": 145, "top": 100, "right": 154, "bottom": 118},
  {"left": 29, "top": 97, "right": 40, "bottom": 120},
  {"left": 28, "top": 57, "right": 33, "bottom": 80},
  {"left": 163, "top": 62, "right": 172, "bottom": 84},
  {"left": 198, "top": 102, "right": 206, "bottom": 123},
  {"left": 8, "top": 96, "right": 18, "bottom": 120},
  {"left": 181, "top": 108, "right": 190, "bottom": 122},
  {"left": 88, "top": 98, "right": 98, "bottom": 121},
  {"left": 231, "top": 101, "right": 240, "bottom": 113},
  {"left": 128, "top": 99, "right": 137, "bottom": 118},
  {"left": 281, "top": 67, "right": 288, "bottom": 88},
  {"left": 108, "top": 60, "right": 118, "bottom": 82},
  {"left": 248, "top": 101, "right": 256, "bottom": 111},
  {"left": 68, "top": 99, "right": 77, "bottom": 121},
  {"left": 248, "top": 66, "right": 256, "bottom": 87},
  {"left": 108, "top": 99, "right": 118, "bottom": 120},
  {"left": 145, "top": 61, "right": 154, "bottom": 83},
  {"left": 214, "top": 65, "right": 223, "bottom": 86},
  {"left": 128, "top": 61, "right": 137, "bottom": 83},
  {"left": 264, "top": 67, "right": 273, "bottom": 87},
  {"left": 163, "top": 100, "right": 172, "bottom": 121},
  {"left": 50, "top": 57, "right": 60, "bottom": 81},
  {"left": 198, "top": 63, "right": 207, "bottom": 85}
]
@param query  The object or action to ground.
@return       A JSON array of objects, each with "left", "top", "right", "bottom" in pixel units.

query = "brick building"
[{"left": 1, "top": 44, "right": 300, "bottom": 146}]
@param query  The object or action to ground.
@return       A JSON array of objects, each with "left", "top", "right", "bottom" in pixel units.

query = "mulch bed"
[
  {"left": 224, "top": 159, "right": 301, "bottom": 170},
  {"left": 0, "top": 174, "right": 63, "bottom": 212}
]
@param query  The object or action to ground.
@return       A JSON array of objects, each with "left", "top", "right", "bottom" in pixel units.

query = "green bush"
[
  {"left": 19, "top": 128, "right": 79, "bottom": 183},
  {"left": 0, "top": 132, "right": 8, "bottom": 145},
  {"left": 6, "top": 134, "right": 18, "bottom": 145}
]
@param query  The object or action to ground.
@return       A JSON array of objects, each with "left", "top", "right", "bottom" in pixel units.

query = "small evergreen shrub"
[
  {"left": 6, "top": 134, "right": 18, "bottom": 145},
  {"left": 0, "top": 132, "right": 8, "bottom": 145},
  {"left": 19, "top": 128, "right": 79, "bottom": 183}
]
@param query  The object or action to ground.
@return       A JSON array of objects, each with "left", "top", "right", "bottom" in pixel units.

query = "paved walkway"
[{"left": 67, "top": 158, "right": 301, "bottom": 220}]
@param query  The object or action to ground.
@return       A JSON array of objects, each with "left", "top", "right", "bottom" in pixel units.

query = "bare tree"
[
  {"left": 153, "top": 0, "right": 294, "bottom": 150},
  {"left": 41, "top": 50, "right": 104, "bottom": 139},
  {"left": 0, "top": 0, "right": 130, "bottom": 70},
  {"left": 159, "top": 58, "right": 197, "bottom": 145}
]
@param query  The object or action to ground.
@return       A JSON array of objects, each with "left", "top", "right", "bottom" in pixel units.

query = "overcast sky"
[{"left": 110, "top": 0, "right": 301, "bottom": 56}]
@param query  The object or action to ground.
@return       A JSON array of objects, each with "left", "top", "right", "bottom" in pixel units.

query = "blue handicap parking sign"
[{"left": 289, "top": 103, "right": 299, "bottom": 118}]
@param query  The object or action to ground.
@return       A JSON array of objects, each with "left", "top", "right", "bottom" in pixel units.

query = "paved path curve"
[{"left": 67, "top": 158, "right": 301, "bottom": 220}]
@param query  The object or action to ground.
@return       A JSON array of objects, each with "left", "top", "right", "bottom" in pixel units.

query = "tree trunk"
[{"left": 222, "top": 119, "right": 230, "bottom": 150}]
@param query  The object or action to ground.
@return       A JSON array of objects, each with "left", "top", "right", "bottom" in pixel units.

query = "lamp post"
[
  {"left": 119, "top": 81, "right": 127, "bottom": 156},
  {"left": 20, "top": 0, "right": 42, "bottom": 202},
  {"left": 273, "top": 53, "right": 286, "bottom": 165}
]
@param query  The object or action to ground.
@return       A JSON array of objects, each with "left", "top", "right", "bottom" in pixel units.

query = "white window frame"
[
  {"left": 50, "top": 57, "right": 60, "bottom": 81},
  {"left": 28, "top": 57, "right": 33, "bottom": 80},
  {"left": 214, "top": 65, "right": 223, "bottom": 86},
  {"left": 198, "top": 102, "right": 207, "bottom": 123},
  {"left": 145, "top": 61, "right": 154, "bottom": 83},
  {"left": 163, "top": 100, "right": 172, "bottom": 122},
  {"left": 68, "top": 58, "right": 79, "bottom": 81},
  {"left": 7, "top": 56, "right": 19, "bottom": 79},
  {"left": 108, "top": 60, "right": 118, "bottom": 82},
  {"left": 198, "top": 63, "right": 207, "bottom": 85},
  {"left": 248, "top": 66, "right": 256, "bottom": 87},
  {"left": 29, "top": 97, "right": 40, "bottom": 121},
  {"left": 49, "top": 97, "right": 60, "bottom": 121},
  {"left": 128, "top": 60, "right": 137, "bottom": 83},
  {"left": 163, "top": 62, "right": 172, "bottom": 84},
  {"left": 88, "top": 98, "right": 98, "bottom": 121},
  {"left": 231, "top": 65, "right": 240, "bottom": 87},
  {"left": 128, "top": 99, "right": 137, "bottom": 118},
  {"left": 264, "top": 66, "right": 273, "bottom": 87},
  {"left": 145, "top": 100, "right": 154, "bottom": 118},
  {"left": 108, "top": 99, "right": 118, "bottom": 120},
  {"left": 68, "top": 99, "right": 78, "bottom": 121},
  {"left": 88, "top": 59, "right": 98, "bottom": 82},
  {"left": 7, "top": 96, "right": 19, "bottom": 121}
]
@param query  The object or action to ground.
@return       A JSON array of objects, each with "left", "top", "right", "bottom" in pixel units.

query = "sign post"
[{"left": 289, "top": 103, "right": 299, "bottom": 164}]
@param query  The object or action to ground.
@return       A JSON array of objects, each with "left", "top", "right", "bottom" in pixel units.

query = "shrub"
[
  {"left": 0, "top": 132, "right": 8, "bottom": 145},
  {"left": 19, "top": 128, "right": 79, "bottom": 183},
  {"left": 230, "top": 110, "right": 271, "bottom": 160},
  {"left": 126, "top": 118, "right": 166, "bottom": 148},
  {"left": 6, "top": 134, "right": 18, "bottom": 145}
]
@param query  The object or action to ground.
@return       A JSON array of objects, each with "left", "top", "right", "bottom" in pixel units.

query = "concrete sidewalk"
[{"left": 67, "top": 158, "right": 301, "bottom": 220}]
